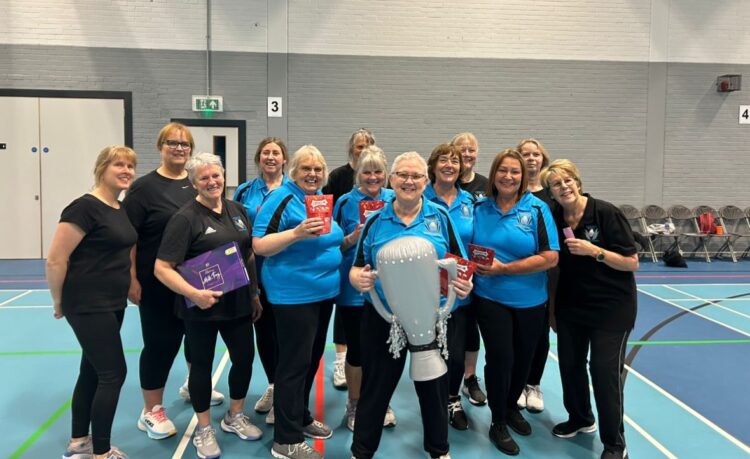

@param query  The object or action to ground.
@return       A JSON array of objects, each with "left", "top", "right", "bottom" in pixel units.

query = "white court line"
[
  {"left": 0, "top": 288, "right": 49, "bottom": 292},
  {"left": 547, "top": 352, "right": 677, "bottom": 458},
  {"left": 637, "top": 288, "right": 750, "bottom": 338},
  {"left": 0, "top": 304, "right": 139, "bottom": 310},
  {"left": 0, "top": 290, "right": 32, "bottom": 307},
  {"left": 172, "top": 351, "right": 231, "bottom": 459},
  {"left": 663, "top": 285, "right": 750, "bottom": 320},
  {"left": 659, "top": 298, "right": 750, "bottom": 302}
]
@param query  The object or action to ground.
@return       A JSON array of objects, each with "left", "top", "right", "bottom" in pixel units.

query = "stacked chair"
[{"left": 618, "top": 204, "right": 657, "bottom": 262}]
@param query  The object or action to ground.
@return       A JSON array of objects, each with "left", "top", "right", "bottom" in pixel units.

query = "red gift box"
[
  {"left": 305, "top": 194, "right": 333, "bottom": 234},
  {"left": 359, "top": 200, "right": 385, "bottom": 224},
  {"left": 468, "top": 243, "right": 495, "bottom": 266},
  {"left": 440, "top": 253, "right": 477, "bottom": 296}
]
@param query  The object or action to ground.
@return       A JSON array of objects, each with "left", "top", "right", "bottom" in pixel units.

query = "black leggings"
[
  {"left": 333, "top": 305, "right": 346, "bottom": 345},
  {"left": 527, "top": 267, "right": 559, "bottom": 385},
  {"left": 447, "top": 306, "right": 468, "bottom": 396},
  {"left": 66, "top": 310, "right": 127, "bottom": 455},
  {"left": 338, "top": 306, "right": 363, "bottom": 367},
  {"left": 183, "top": 315, "right": 254, "bottom": 413},
  {"left": 253, "top": 286, "right": 278, "bottom": 384},
  {"left": 138, "top": 279, "right": 190, "bottom": 390},
  {"left": 464, "top": 300, "right": 481, "bottom": 353}
]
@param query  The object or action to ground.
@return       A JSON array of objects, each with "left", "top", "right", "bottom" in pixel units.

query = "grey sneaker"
[
  {"left": 345, "top": 399, "right": 357, "bottom": 431},
  {"left": 193, "top": 425, "right": 221, "bottom": 459},
  {"left": 332, "top": 359, "right": 347, "bottom": 389},
  {"left": 383, "top": 405, "right": 397, "bottom": 427},
  {"left": 303, "top": 419, "right": 333, "bottom": 439},
  {"left": 62, "top": 436, "right": 93, "bottom": 459},
  {"left": 266, "top": 406, "right": 275, "bottom": 425},
  {"left": 220, "top": 411, "right": 262, "bottom": 440},
  {"left": 254, "top": 384, "right": 274, "bottom": 413},
  {"left": 271, "top": 441, "right": 322, "bottom": 459},
  {"left": 102, "top": 446, "right": 129, "bottom": 459}
]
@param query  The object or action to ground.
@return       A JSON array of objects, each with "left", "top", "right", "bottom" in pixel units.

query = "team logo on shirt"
[
  {"left": 460, "top": 203, "right": 471, "bottom": 217},
  {"left": 425, "top": 216, "right": 441, "bottom": 233},
  {"left": 205, "top": 226, "right": 217, "bottom": 234},
  {"left": 516, "top": 211, "right": 533, "bottom": 229},
  {"left": 584, "top": 225, "right": 601, "bottom": 243},
  {"left": 474, "top": 191, "right": 486, "bottom": 199},
  {"left": 232, "top": 216, "right": 247, "bottom": 232}
]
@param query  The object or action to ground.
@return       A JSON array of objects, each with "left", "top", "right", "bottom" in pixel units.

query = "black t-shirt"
[
  {"left": 158, "top": 199, "right": 253, "bottom": 321},
  {"left": 553, "top": 195, "right": 638, "bottom": 331},
  {"left": 122, "top": 170, "right": 197, "bottom": 288},
  {"left": 60, "top": 194, "right": 137, "bottom": 315},
  {"left": 323, "top": 163, "right": 355, "bottom": 204},
  {"left": 532, "top": 187, "right": 554, "bottom": 209},
  {"left": 459, "top": 173, "right": 489, "bottom": 199}
]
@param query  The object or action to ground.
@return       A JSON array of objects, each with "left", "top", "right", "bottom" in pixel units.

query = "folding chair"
[
  {"left": 693, "top": 205, "right": 737, "bottom": 262},
  {"left": 668, "top": 205, "right": 711, "bottom": 262},
  {"left": 719, "top": 205, "right": 750, "bottom": 259},
  {"left": 619, "top": 204, "right": 657, "bottom": 262},
  {"left": 641, "top": 204, "right": 680, "bottom": 260}
]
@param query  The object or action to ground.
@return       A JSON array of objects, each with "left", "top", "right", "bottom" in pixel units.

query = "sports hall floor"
[{"left": 2, "top": 259, "right": 749, "bottom": 459}]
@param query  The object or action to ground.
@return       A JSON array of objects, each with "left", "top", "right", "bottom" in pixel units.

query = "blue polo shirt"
[
  {"left": 252, "top": 180, "right": 344, "bottom": 305},
  {"left": 354, "top": 198, "right": 466, "bottom": 313},
  {"left": 424, "top": 183, "right": 476, "bottom": 308},
  {"left": 472, "top": 191, "right": 559, "bottom": 308},
  {"left": 333, "top": 187, "right": 395, "bottom": 307},
  {"left": 233, "top": 174, "right": 291, "bottom": 224}
]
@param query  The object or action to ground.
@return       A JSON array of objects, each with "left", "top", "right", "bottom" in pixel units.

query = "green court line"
[{"left": 9, "top": 398, "right": 71, "bottom": 459}]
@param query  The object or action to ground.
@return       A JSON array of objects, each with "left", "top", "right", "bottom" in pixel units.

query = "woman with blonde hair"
[{"left": 48, "top": 145, "right": 138, "bottom": 459}]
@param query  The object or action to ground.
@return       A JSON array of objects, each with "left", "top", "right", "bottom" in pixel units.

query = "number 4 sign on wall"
[
  {"left": 268, "top": 97, "right": 283, "bottom": 118},
  {"left": 740, "top": 105, "right": 750, "bottom": 124}
]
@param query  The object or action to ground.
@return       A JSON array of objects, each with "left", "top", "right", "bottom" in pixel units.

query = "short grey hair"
[
  {"left": 391, "top": 151, "right": 428, "bottom": 177},
  {"left": 186, "top": 152, "right": 224, "bottom": 184},
  {"left": 288, "top": 144, "right": 329, "bottom": 189},
  {"left": 355, "top": 145, "right": 389, "bottom": 186}
]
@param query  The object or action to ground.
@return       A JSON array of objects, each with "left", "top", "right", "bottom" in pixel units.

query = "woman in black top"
[
  {"left": 541, "top": 159, "right": 638, "bottom": 459},
  {"left": 47, "top": 145, "right": 138, "bottom": 459},
  {"left": 155, "top": 152, "right": 263, "bottom": 459}
]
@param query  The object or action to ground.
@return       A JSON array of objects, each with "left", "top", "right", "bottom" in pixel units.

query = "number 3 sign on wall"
[{"left": 268, "top": 97, "right": 283, "bottom": 118}]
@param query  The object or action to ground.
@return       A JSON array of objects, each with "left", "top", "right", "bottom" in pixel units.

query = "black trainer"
[
  {"left": 489, "top": 422, "right": 519, "bottom": 456},
  {"left": 448, "top": 396, "right": 469, "bottom": 431},
  {"left": 462, "top": 375, "right": 487, "bottom": 406},
  {"left": 506, "top": 409, "right": 531, "bottom": 436},
  {"left": 601, "top": 447, "right": 628, "bottom": 459},
  {"left": 552, "top": 419, "right": 597, "bottom": 438}
]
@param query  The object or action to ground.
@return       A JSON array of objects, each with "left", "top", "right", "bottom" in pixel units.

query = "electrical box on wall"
[{"left": 717, "top": 74, "right": 741, "bottom": 92}]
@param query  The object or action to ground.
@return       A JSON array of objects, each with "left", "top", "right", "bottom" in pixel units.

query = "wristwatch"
[{"left": 595, "top": 250, "right": 606, "bottom": 262}]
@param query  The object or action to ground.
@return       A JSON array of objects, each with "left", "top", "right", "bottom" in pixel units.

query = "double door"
[{"left": 0, "top": 96, "right": 125, "bottom": 258}]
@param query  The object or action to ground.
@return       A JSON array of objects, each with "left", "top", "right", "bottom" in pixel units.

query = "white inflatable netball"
[{"left": 370, "top": 236, "right": 457, "bottom": 381}]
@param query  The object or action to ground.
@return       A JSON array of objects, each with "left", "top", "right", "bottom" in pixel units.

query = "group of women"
[{"left": 47, "top": 124, "right": 637, "bottom": 459}]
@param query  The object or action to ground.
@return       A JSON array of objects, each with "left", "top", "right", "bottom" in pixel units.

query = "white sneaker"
[
  {"left": 525, "top": 385, "right": 544, "bottom": 413},
  {"left": 178, "top": 377, "right": 225, "bottom": 406},
  {"left": 193, "top": 425, "right": 221, "bottom": 459},
  {"left": 517, "top": 387, "right": 527, "bottom": 410},
  {"left": 345, "top": 399, "right": 357, "bottom": 431},
  {"left": 383, "top": 405, "right": 397, "bottom": 427},
  {"left": 427, "top": 454, "right": 451, "bottom": 459},
  {"left": 265, "top": 406, "right": 275, "bottom": 425},
  {"left": 332, "top": 359, "right": 347, "bottom": 389},
  {"left": 255, "top": 384, "right": 274, "bottom": 413},
  {"left": 220, "top": 411, "right": 263, "bottom": 440},
  {"left": 136, "top": 405, "right": 177, "bottom": 440}
]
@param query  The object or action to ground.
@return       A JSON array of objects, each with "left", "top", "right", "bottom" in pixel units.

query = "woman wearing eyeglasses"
[
  {"left": 253, "top": 145, "right": 344, "bottom": 459},
  {"left": 349, "top": 152, "right": 473, "bottom": 459},
  {"left": 123, "top": 123, "right": 224, "bottom": 441},
  {"left": 541, "top": 160, "right": 638, "bottom": 459},
  {"left": 471, "top": 149, "right": 559, "bottom": 456}
]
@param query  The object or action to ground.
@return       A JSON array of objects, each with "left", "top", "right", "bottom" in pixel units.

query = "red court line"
[
  {"left": 314, "top": 356, "right": 326, "bottom": 455},
  {"left": 0, "top": 280, "right": 47, "bottom": 283}
]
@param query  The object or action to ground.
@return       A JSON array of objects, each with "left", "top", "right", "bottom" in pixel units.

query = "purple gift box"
[{"left": 176, "top": 241, "right": 250, "bottom": 308}]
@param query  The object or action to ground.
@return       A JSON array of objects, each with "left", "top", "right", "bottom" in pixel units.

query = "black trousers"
[
  {"left": 272, "top": 299, "right": 333, "bottom": 444},
  {"left": 66, "top": 310, "right": 127, "bottom": 455},
  {"left": 474, "top": 296, "right": 545, "bottom": 424},
  {"left": 333, "top": 304, "right": 346, "bottom": 345},
  {"left": 464, "top": 299, "right": 481, "bottom": 353},
  {"left": 339, "top": 305, "right": 364, "bottom": 367},
  {"left": 138, "top": 279, "right": 190, "bottom": 390},
  {"left": 183, "top": 315, "right": 254, "bottom": 413},
  {"left": 352, "top": 302, "right": 449, "bottom": 459},
  {"left": 527, "top": 267, "right": 559, "bottom": 385},
  {"left": 557, "top": 318, "right": 630, "bottom": 452},
  {"left": 253, "top": 286, "right": 278, "bottom": 384},
  {"left": 447, "top": 306, "right": 468, "bottom": 396}
]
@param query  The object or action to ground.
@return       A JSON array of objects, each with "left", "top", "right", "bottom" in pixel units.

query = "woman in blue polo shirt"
[
  {"left": 472, "top": 148, "right": 559, "bottom": 456},
  {"left": 423, "top": 143, "right": 478, "bottom": 432},
  {"left": 332, "top": 146, "right": 396, "bottom": 432},
  {"left": 349, "top": 151, "right": 472, "bottom": 459},
  {"left": 253, "top": 145, "right": 344, "bottom": 459},
  {"left": 233, "top": 137, "right": 290, "bottom": 422}
]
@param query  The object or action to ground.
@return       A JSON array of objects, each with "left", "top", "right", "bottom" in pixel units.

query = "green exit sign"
[{"left": 192, "top": 95, "right": 224, "bottom": 112}]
